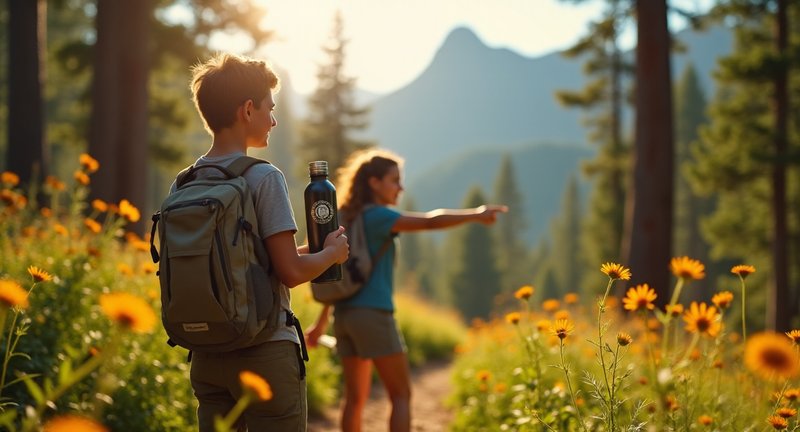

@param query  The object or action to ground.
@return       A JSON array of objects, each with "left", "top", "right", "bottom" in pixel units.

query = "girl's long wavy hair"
[{"left": 336, "top": 148, "right": 404, "bottom": 224}]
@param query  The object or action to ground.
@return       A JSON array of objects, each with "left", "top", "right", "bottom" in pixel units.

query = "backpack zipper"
[
  {"left": 215, "top": 229, "right": 234, "bottom": 292},
  {"left": 163, "top": 198, "right": 222, "bottom": 213}
]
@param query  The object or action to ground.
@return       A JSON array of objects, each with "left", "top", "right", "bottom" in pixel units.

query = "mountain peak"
[
  {"left": 430, "top": 26, "right": 488, "bottom": 68},
  {"left": 441, "top": 26, "right": 483, "bottom": 48}
]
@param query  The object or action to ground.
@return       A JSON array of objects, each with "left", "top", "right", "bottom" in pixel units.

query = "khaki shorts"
[
  {"left": 190, "top": 340, "right": 307, "bottom": 432},
  {"left": 333, "top": 307, "right": 406, "bottom": 358}
]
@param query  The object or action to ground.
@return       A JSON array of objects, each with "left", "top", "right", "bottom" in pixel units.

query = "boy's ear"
[{"left": 241, "top": 99, "right": 254, "bottom": 120}]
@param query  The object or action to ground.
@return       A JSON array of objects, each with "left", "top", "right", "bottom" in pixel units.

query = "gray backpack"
[
  {"left": 149, "top": 156, "right": 284, "bottom": 353},
  {"left": 311, "top": 206, "right": 393, "bottom": 304}
]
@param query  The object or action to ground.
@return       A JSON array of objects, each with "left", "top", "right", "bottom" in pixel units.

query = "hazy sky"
[{"left": 206, "top": 1, "right": 711, "bottom": 95}]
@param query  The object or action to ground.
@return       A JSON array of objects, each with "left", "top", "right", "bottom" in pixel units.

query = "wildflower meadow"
[
  {"left": 0, "top": 155, "right": 465, "bottom": 431},
  {"left": 449, "top": 260, "right": 800, "bottom": 431},
  {"left": 2, "top": 154, "right": 799, "bottom": 432}
]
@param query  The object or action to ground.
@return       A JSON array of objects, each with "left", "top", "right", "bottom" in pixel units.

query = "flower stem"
[
  {"left": 216, "top": 394, "right": 252, "bottom": 432},
  {"left": 598, "top": 278, "right": 615, "bottom": 431},
  {"left": 739, "top": 275, "right": 747, "bottom": 344},
  {"left": 662, "top": 278, "right": 685, "bottom": 354},
  {"left": 0, "top": 308, "right": 21, "bottom": 396},
  {"left": 560, "top": 341, "right": 589, "bottom": 432}
]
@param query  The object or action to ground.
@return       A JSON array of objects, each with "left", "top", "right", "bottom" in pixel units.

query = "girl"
[{"left": 306, "top": 148, "right": 506, "bottom": 432}]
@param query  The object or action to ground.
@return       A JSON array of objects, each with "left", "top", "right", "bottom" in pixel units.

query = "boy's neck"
[{"left": 206, "top": 129, "right": 247, "bottom": 157}]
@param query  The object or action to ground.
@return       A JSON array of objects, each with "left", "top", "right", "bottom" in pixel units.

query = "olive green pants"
[{"left": 190, "top": 340, "right": 307, "bottom": 431}]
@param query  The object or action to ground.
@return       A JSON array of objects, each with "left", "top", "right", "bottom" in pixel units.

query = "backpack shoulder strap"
[
  {"left": 358, "top": 205, "right": 395, "bottom": 263},
  {"left": 227, "top": 156, "right": 271, "bottom": 178},
  {"left": 174, "top": 165, "right": 195, "bottom": 189}
]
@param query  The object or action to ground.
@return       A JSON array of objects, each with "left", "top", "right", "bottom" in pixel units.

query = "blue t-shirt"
[{"left": 336, "top": 206, "right": 401, "bottom": 311}]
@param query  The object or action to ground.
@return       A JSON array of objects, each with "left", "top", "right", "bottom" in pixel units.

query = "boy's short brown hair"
[{"left": 190, "top": 53, "right": 279, "bottom": 134}]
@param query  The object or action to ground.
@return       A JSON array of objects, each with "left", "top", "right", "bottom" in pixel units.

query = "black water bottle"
[{"left": 304, "top": 161, "right": 342, "bottom": 283}]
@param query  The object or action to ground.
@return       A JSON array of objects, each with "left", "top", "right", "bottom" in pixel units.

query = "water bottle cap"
[{"left": 308, "top": 161, "right": 329, "bottom": 176}]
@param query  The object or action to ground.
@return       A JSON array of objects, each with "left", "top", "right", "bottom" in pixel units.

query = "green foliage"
[
  {"left": 555, "top": 1, "right": 632, "bottom": 286},
  {"left": 548, "top": 174, "right": 584, "bottom": 295},
  {"left": 450, "top": 262, "right": 794, "bottom": 431},
  {"left": 689, "top": 1, "right": 800, "bottom": 325},
  {"left": 491, "top": 155, "right": 531, "bottom": 293},
  {"left": 446, "top": 187, "right": 502, "bottom": 321},
  {"left": 299, "top": 12, "right": 374, "bottom": 174}
]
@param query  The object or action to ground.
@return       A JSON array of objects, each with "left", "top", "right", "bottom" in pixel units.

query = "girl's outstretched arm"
[{"left": 391, "top": 204, "right": 508, "bottom": 233}]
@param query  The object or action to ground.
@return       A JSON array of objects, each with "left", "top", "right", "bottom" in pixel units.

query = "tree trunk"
[
  {"left": 88, "top": 0, "right": 121, "bottom": 201},
  {"left": 7, "top": 0, "right": 48, "bottom": 184},
  {"left": 622, "top": 0, "right": 674, "bottom": 306},
  {"left": 87, "top": 0, "right": 151, "bottom": 233},
  {"left": 767, "top": 0, "right": 789, "bottom": 331},
  {"left": 114, "top": 0, "right": 151, "bottom": 233}
]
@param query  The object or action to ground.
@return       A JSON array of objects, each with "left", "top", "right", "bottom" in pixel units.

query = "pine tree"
[
  {"left": 549, "top": 174, "right": 583, "bottom": 295},
  {"left": 673, "top": 62, "right": 716, "bottom": 302},
  {"left": 690, "top": 0, "right": 799, "bottom": 330},
  {"left": 622, "top": 0, "right": 675, "bottom": 305},
  {"left": 555, "top": 0, "right": 633, "bottom": 272},
  {"left": 6, "top": 0, "right": 48, "bottom": 185},
  {"left": 491, "top": 154, "right": 530, "bottom": 292},
  {"left": 446, "top": 186, "right": 503, "bottom": 321},
  {"left": 299, "top": 11, "right": 373, "bottom": 174},
  {"left": 673, "top": 63, "right": 708, "bottom": 257}
]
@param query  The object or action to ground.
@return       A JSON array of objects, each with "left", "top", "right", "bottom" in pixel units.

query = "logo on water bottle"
[{"left": 311, "top": 200, "right": 335, "bottom": 224}]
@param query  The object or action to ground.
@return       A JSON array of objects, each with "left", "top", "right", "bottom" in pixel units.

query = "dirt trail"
[{"left": 308, "top": 360, "right": 455, "bottom": 432}]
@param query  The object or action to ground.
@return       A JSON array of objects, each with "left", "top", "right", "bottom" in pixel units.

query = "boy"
[{"left": 178, "top": 53, "right": 349, "bottom": 431}]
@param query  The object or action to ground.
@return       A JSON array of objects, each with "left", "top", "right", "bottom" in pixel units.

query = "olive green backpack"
[{"left": 149, "top": 156, "right": 284, "bottom": 353}]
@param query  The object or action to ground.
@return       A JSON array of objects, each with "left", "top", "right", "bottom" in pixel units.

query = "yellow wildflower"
[
  {"left": 563, "top": 293, "right": 579, "bottom": 304},
  {"left": 670, "top": 256, "right": 705, "bottom": 280},
  {"left": 514, "top": 285, "right": 534, "bottom": 300},
  {"left": 622, "top": 283, "right": 657, "bottom": 312},
  {"left": 476, "top": 370, "right": 491, "bottom": 382},
  {"left": 600, "top": 262, "right": 631, "bottom": 280},
  {"left": 45, "top": 175, "right": 66, "bottom": 191},
  {"left": 617, "top": 332, "right": 632, "bottom": 346},
  {"left": 683, "top": 302, "right": 721, "bottom": 337},
  {"left": 99, "top": 292, "right": 157, "bottom": 333},
  {"left": 0, "top": 280, "right": 28, "bottom": 309},
  {"left": 698, "top": 415, "right": 713, "bottom": 426},
  {"left": 54, "top": 224, "right": 68, "bottom": 236},
  {"left": 27, "top": 266, "right": 53, "bottom": 283},
  {"left": 505, "top": 312, "right": 521, "bottom": 325},
  {"left": 92, "top": 199, "right": 108, "bottom": 213},
  {"left": 551, "top": 319, "right": 574, "bottom": 340},
  {"left": 79, "top": 153, "right": 100, "bottom": 173},
  {"left": 74, "top": 170, "right": 90, "bottom": 186},
  {"left": 542, "top": 299, "right": 560, "bottom": 312},
  {"left": 776, "top": 407, "right": 797, "bottom": 418},
  {"left": 711, "top": 291, "right": 734, "bottom": 309},
  {"left": 666, "top": 303, "right": 684, "bottom": 317},
  {"left": 745, "top": 332, "right": 800, "bottom": 381},
  {"left": 43, "top": 415, "right": 107, "bottom": 432},
  {"left": 239, "top": 370, "right": 272, "bottom": 401},
  {"left": 1, "top": 171, "right": 19, "bottom": 187},
  {"left": 84, "top": 218, "right": 102, "bottom": 234},
  {"left": 767, "top": 415, "right": 788, "bottom": 430},
  {"left": 731, "top": 264, "right": 756, "bottom": 279},
  {"left": 119, "top": 199, "right": 141, "bottom": 223},
  {"left": 785, "top": 330, "right": 800, "bottom": 345}
]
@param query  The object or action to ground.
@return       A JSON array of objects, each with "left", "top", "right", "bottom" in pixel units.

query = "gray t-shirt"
[{"left": 169, "top": 151, "right": 300, "bottom": 345}]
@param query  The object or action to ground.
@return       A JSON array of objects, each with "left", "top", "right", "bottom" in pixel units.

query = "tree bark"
[
  {"left": 767, "top": 0, "right": 789, "bottom": 331},
  {"left": 87, "top": 0, "right": 121, "bottom": 201},
  {"left": 622, "top": 0, "right": 674, "bottom": 306},
  {"left": 87, "top": 0, "right": 151, "bottom": 233},
  {"left": 7, "top": 0, "right": 48, "bottom": 184}
]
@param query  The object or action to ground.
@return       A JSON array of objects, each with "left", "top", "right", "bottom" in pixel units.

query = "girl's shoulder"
[{"left": 363, "top": 205, "right": 400, "bottom": 219}]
